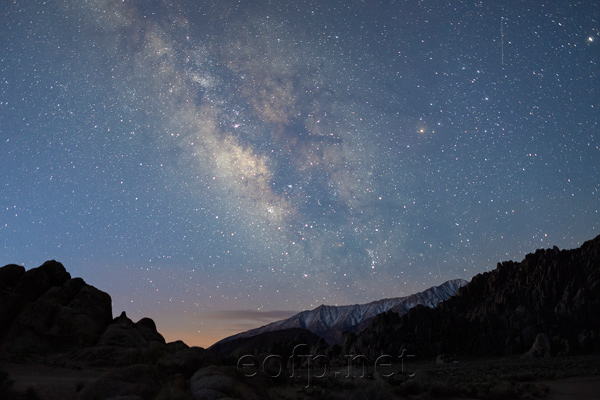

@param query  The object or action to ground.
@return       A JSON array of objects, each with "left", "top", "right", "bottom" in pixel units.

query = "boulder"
[
  {"left": 523, "top": 333, "right": 550, "bottom": 358},
  {"left": 98, "top": 313, "right": 148, "bottom": 349},
  {"left": 435, "top": 354, "right": 453, "bottom": 364},
  {"left": 0, "top": 262, "right": 112, "bottom": 354},
  {"left": 0, "top": 264, "right": 25, "bottom": 291},
  {"left": 98, "top": 312, "right": 166, "bottom": 348},
  {"left": 167, "top": 340, "right": 191, "bottom": 354},
  {"left": 14, "top": 260, "right": 71, "bottom": 301},
  {"left": 136, "top": 317, "right": 166, "bottom": 344},
  {"left": 0, "top": 262, "right": 67, "bottom": 338},
  {"left": 74, "top": 312, "right": 169, "bottom": 367}
]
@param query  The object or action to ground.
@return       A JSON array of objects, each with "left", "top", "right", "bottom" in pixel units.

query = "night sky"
[{"left": 2, "top": 0, "right": 599, "bottom": 347}]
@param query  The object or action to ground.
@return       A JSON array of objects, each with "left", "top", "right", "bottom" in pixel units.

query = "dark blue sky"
[{"left": 1, "top": 0, "right": 598, "bottom": 346}]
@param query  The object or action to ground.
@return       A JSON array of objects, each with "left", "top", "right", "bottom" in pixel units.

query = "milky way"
[{"left": 2, "top": 1, "right": 599, "bottom": 346}]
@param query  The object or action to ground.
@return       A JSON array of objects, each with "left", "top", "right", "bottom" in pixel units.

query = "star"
[{"left": 1, "top": 0, "right": 598, "bottom": 349}]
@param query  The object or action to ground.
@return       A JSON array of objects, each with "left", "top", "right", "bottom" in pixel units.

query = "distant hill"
[
  {"left": 211, "top": 278, "right": 467, "bottom": 349},
  {"left": 339, "top": 236, "right": 600, "bottom": 359}
]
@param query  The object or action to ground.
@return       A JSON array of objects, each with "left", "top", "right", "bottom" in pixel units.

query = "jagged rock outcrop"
[
  {"left": 74, "top": 310, "right": 220, "bottom": 371},
  {"left": 158, "top": 345, "right": 219, "bottom": 379},
  {"left": 342, "top": 236, "right": 600, "bottom": 358},
  {"left": 0, "top": 260, "right": 112, "bottom": 353},
  {"left": 98, "top": 311, "right": 166, "bottom": 348},
  {"left": 73, "top": 311, "right": 169, "bottom": 367},
  {"left": 0, "top": 261, "right": 261, "bottom": 399},
  {"left": 0, "top": 260, "right": 218, "bottom": 379}
]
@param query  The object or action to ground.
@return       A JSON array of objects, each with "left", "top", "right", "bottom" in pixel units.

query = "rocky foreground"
[
  {"left": 1, "top": 236, "right": 600, "bottom": 399},
  {"left": 0, "top": 261, "right": 260, "bottom": 399}
]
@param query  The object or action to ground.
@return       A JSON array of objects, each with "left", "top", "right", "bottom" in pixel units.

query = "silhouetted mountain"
[
  {"left": 212, "top": 279, "right": 467, "bottom": 348},
  {"left": 341, "top": 236, "right": 600, "bottom": 360}
]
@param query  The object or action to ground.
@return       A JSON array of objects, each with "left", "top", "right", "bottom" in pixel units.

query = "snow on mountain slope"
[{"left": 213, "top": 278, "right": 467, "bottom": 346}]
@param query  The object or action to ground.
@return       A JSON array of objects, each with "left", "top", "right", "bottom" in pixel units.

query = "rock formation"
[
  {"left": 0, "top": 260, "right": 221, "bottom": 400},
  {"left": 2, "top": 235, "right": 599, "bottom": 400},
  {"left": 343, "top": 235, "right": 600, "bottom": 359},
  {"left": 0, "top": 260, "right": 112, "bottom": 354}
]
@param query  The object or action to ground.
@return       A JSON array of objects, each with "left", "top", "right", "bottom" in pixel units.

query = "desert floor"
[{"left": 2, "top": 353, "right": 600, "bottom": 399}]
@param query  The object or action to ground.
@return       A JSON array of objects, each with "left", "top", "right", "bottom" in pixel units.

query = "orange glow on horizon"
[{"left": 161, "top": 330, "right": 224, "bottom": 349}]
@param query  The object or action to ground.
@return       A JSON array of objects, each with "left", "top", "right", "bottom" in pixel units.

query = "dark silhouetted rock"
[
  {"left": 343, "top": 236, "right": 600, "bottom": 359},
  {"left": 435, "top": 353, "right": 454, "bottom": 364},
  {"left": 0, "top": 264, "right": 25, "bottom": 291},
  {"left": 98, "top": 312, "right": 150, "bottom": 348},
  {"left": 100, "top": 312, "right": 165, "bottom": 348},
  {"left": 524, "top": 333, "right": 551, "bottom": 358},
  {"left": 0, "top": 261, "right": 112, "bottom": 354},
  {"left": 73, "top": 345, "right": 163, "bottom": 368},
  {"left": 136, "top": 316, "right": 166, "bottom": 344},
  {"left": 74, "top": 312, "right": 169, "bottom": 367},
  {"left": 158, "top": 346, "right": 219, "bottom": 378},
  {"left": 167, "top": 340, "right": 190, "bottom": 354},
  {"left": 15, "top": 260, "right": 71, "bottom": 301}
]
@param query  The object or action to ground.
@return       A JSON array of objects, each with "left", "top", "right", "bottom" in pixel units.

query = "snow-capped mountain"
[{"left": 213, "top": 278, "right": 468, "bottom": 346}]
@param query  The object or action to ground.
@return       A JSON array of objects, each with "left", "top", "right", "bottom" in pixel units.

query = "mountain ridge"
[
  {"left": 338, "top": 236, "right": 600, "bottom": 359},
  {"left": 1, "top": 237, "right": 599, "bottom": 400},
  {"left": 212, "top": 278, "right": 467, "bottom": 347}
]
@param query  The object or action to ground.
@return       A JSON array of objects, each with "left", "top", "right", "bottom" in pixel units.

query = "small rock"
[{"left": 523, "top": 333, "right": 551, "bottom": 358}]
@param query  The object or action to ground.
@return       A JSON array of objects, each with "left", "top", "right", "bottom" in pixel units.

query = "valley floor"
[
  {"left": 2, "top": 353, "right": 600, "bottom": 399},
  {"left": 261, "top": 353, "right": 600, "bottom": 399}
]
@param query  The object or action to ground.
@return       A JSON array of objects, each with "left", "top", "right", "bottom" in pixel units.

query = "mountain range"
[
  {"left": 1, "top": 236, "right": 599, "bottom": 399},
  {"left": 337, "top": 235, "right": 600, "bottom": 360},
  {"left": 211, "top": 278, "right": 467, "bottom": 349}
]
